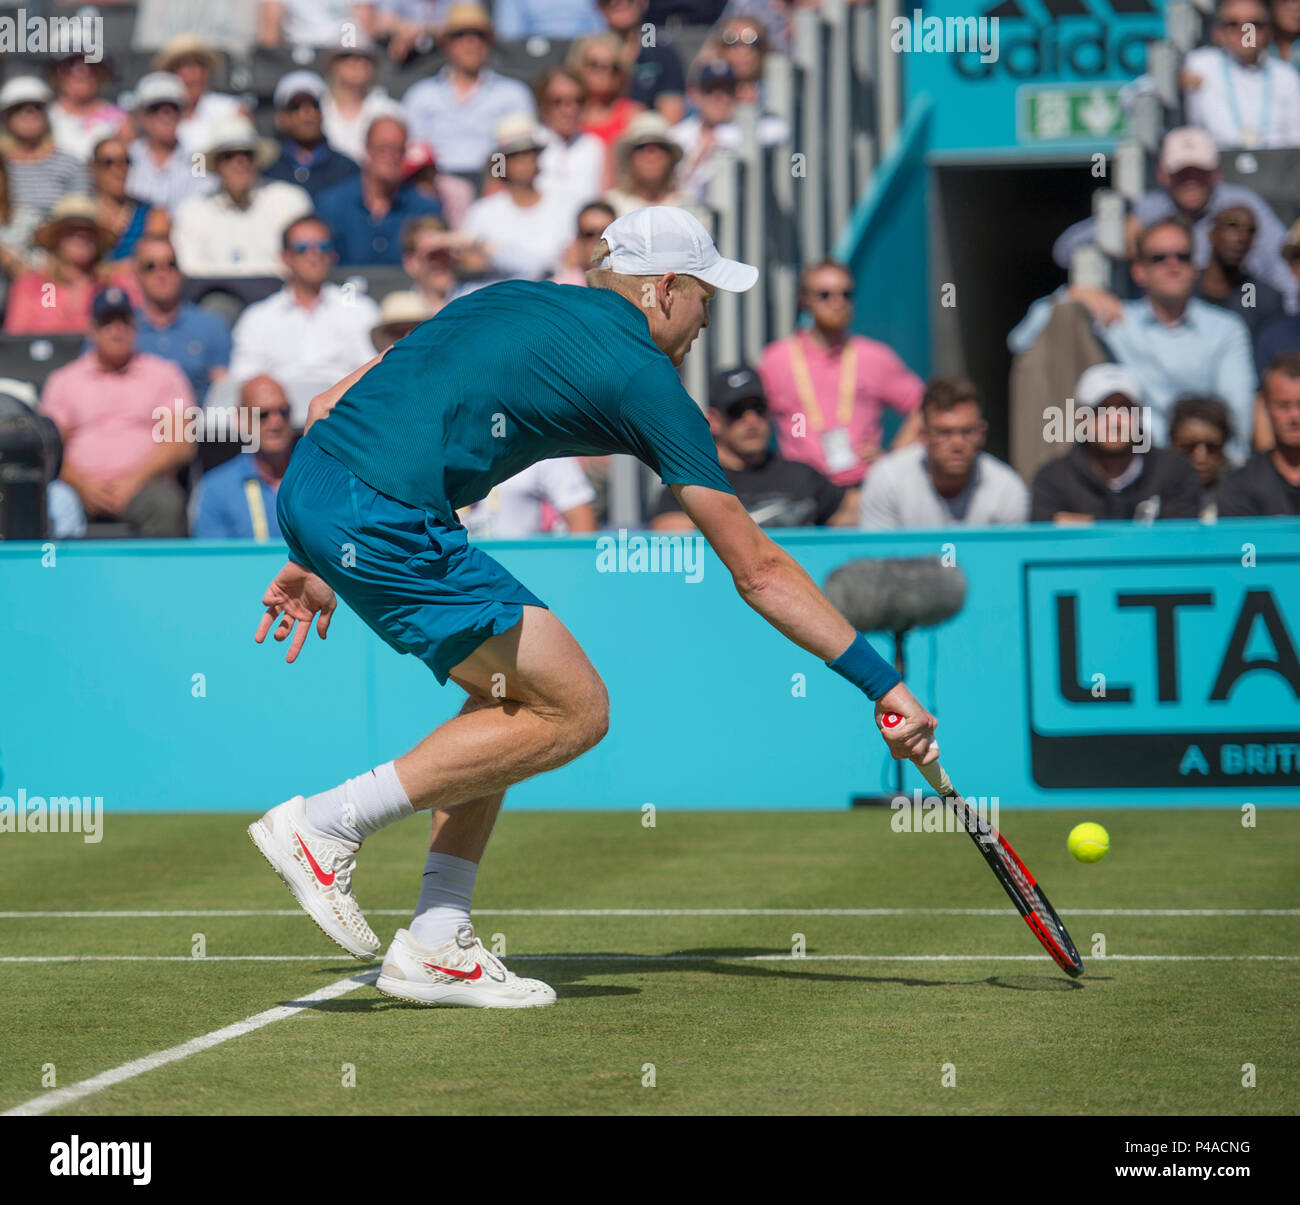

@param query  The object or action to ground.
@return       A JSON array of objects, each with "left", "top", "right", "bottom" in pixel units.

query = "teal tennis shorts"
[{"left": 276, "top": 435, "right": 547, "bottom": 684}]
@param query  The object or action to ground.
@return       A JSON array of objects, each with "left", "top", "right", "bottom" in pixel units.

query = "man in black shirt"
[
  {"left": 1217, "top": 352, "right": 1300, "bottom": 515},
  {"left": 600, "top": 0, "right": 687, "bottom": 124},
  {"left": 651, "top": 365, "right": 853, "bottom": 529},
  {"left": 1031, "top": 364, "right": 1203, "bottom": 522},
  {"left": 1196, "top": 204, "right": 1284, "bottom": 344}
]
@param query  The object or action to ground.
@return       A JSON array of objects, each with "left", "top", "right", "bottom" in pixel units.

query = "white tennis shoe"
[
  {"left": 248, "top": 796, "right": 380, "bottom": 960},
  {"left": 376, "top": 924, "right": 557, "bottom": 1008}
]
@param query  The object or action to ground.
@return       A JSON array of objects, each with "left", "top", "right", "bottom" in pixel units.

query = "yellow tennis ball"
[{"left": 1068, "top": 822, "right": 1110, "bottom": 863}]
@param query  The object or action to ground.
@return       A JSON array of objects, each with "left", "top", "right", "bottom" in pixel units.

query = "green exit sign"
[{"left": 1017, "top": 84, "right": 1129, "bottom": 143}]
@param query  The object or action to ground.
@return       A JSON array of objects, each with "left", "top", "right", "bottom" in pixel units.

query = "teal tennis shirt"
[{"left": 307, "top": 279, "right": 735, "bottom": 518}]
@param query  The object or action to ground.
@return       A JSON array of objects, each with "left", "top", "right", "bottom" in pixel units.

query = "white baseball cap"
[
  {"left": 598, "top": 207, "right": 758, "bottom": 293},
  {"left": 1075, "top": 363, "right": 1143, "bottom": 409},
  {"left": 133, "top": 71, "right": 187, "bottom": 110},
  {"left": 0, "top": 76, "right": 53, "bottom": 111},
  {"left": 273, "top": 70, "right": 328, "bottom": 110}
]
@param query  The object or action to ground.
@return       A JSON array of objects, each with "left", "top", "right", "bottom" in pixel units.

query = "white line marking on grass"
[
  {"left": 2, "top": 908, "right": 1297, "bottom": 919},
  {"left": 3, "top": 954, "right": 1299, "bottom": 965},
  {"left": 1, "top": 969, "right": 377, "bottom": 1117}
]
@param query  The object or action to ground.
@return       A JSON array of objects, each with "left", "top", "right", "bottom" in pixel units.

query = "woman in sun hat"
[
  {"left": 3, "top": 194, "right": 141, "bottom": 333},
  {"left": 603, "top": 111, "right": 708, "bottom": 226}
]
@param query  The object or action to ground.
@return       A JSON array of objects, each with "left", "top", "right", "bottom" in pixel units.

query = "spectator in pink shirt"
[
  {"left": 39, "top": 287, "right": 194, "bottom": 536},
  {"left": 757, "top": 259, "right": 924, "bottom": 508},
  {"left": 3, "top": 194, "right": 141, "bottom": 334}
]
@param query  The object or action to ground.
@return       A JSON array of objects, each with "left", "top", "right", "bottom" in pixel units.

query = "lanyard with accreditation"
[
  {"left": 788, "top": 332, "right": 860, "bottom": 474},
  {"left": 1218, "top": 47, "right": 1273, "bottom": 147}
]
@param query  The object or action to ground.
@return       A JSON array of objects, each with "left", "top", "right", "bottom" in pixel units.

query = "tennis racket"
[{"left": 882, "top": 714, "right": 1084, "bottom": 978}]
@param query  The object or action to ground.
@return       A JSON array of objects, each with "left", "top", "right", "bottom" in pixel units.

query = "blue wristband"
[{"left": 825, "top": 633, "right": 901, "bottom": 701}]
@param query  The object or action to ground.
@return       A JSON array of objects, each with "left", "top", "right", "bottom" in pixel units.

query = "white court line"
[
  {"left": 3, "top": 954, "right": 1299, "bottom": 964},
  {"left": 2, "top": 908, "right": 1298, "bottom": 919},
  {"left": 1, "top": 969, "right": 378, "bottom": 1117}
]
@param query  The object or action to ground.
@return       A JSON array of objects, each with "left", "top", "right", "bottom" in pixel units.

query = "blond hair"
[{"left": 585, "top": 236, "right": 700, "bottom": 299}]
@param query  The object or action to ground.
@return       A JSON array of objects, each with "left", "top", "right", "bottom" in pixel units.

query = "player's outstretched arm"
[
  {"left": 672, "top": 483, "right": 938, "bottom": 764},
  {"left": 255, "top": 560, "right": 337, "bottom": 664}
]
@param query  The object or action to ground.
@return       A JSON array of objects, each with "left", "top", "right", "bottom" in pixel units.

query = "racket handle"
[{"left": 881, "top": 712, "right": 955, "bottom": 797}]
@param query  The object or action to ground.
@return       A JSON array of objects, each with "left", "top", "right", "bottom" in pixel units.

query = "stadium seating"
[{"left": 0, "top": 335, "right": 87, "bottom": 392}]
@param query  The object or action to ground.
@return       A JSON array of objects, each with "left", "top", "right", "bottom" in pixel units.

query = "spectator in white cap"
[
  {"left": 454, "top": 113, "right": 575, "bottom": 295},
  {"left": 604, "top": 111, "right": 709, "bottom": 226},
  {"left": 152, "top": 34, "right": 246, "bottom": 159},
  {"left": 1030, "top": 364, "right": 1203, "bottom": 523},
  {"left": 317, "top": 110, "right": 443, "bottom": 265},
  {"left": 1181, "top": 0, "right": 1300, "bottom": 149},
  {"left": 265, "top": 71, "right": 361, "bottom": 199},
  {"left": 171, "top": 118, "right": 313, "bottom": 278},
  {"left": 321, "top": 36, "right": 393, "bottom": 163},
  {"left": 0, "top": 77, "right": 90, "bottom": 216},
  {"left": 402, "top": 4, "right": 536, "bottom": 180},
  {"left": 230, "top": 212, "right": 381, "bottom": 424},
  {"left": 259, "top": 0, "right": 380, "bottom": 49},
  {"left": 126, "top": 72, "right": 220, "bottom": 213},
  {"left": 47, "top": 48, "right": 129, "bottom": 162},
  {"left": 1052, "top": 125, "right": 1294, "bottom": 305}
]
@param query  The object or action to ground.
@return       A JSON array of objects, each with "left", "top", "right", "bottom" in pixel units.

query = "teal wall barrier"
[{"left": 1, "top": 519, "right": 1297, "bottom": 813}]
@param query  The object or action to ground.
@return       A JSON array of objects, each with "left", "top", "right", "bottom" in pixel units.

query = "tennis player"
[{"left": 250, "top": 207, "right": 938, "bottom": 1008}]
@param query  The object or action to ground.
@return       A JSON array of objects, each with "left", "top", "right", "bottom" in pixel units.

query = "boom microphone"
[{"left": 824, "top": 556, "right": 968, "bottom": 634}]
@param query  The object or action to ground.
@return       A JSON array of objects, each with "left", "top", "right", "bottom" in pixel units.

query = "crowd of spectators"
[{"left": 2, "top": 0, "right": 1296, "bottom": 544}]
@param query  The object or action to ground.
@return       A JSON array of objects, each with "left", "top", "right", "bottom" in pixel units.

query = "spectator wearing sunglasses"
[
  {"left": 718, "top": 0, "right": 795, "bottom": 56},
  {"left": 90, "top": 134, "right": 166, "bottom": 263},
  {"left": 651, "top": 365, "right": 854, "bottom": 529},
  {"left": 604, "top": 112, "right": 707, "bottom": 223},
  {"left": 401, "top": 5, "right": 536, "bottom": 180},
  {"left": 552, "top": 200, "right": 617, "bottom": 286},
  {"left": 172, "top": 117, "right": 314, "bottom": 279},
  {"left": 229, "top": 215, "right": 381, "bottom": 425},
  {"left": 758, "top": 260, "right": 924, "bottom": 501},
  {"left": 132, "top": 235, "right": 232, "bottom": 403},
  {"left": 712, "top": 14, "right": 768, "bottom": 106},
  {"left": 1181, "top": 0, "right": 1300, "bottom": 148},
  {"left": 1010, "top": 219, "right": 1258, "bottom": 460},
  {"left": 1195, "top": 203, "right": 1284, "bottom": 342},
  {"left": 535, "top": 68, "right": 607, "bottom": 224},
  {"left": 1168, "top": 395, "right": 1234, "bottom": 517},
  {"left": 191, "top": 375, "right": 298, "bottom": 539},
  {"left": 570, "top": 31, "right": 643, "bottom": 186},
  {"left": 265, "top": 72, "right": 361, "bottom": 200},
  {"left": 126, "top": 73, "right": 220, "bottom": 214},
  {"left": 0, "top": 77, "right": 90, "bottom": 217},
  {"left": 600, "top": 0, "right": 687, "bottom": 126}
]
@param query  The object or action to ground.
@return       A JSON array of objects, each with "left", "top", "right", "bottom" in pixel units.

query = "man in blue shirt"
[
  {"left": 401, "top": 4, "right": 536, "bottom": 176},
  {"left": 132, "top": 234, "right": 232, "bottom": 403},
  {"left": 1010, "top": 217, "right": 1258, "bottom": 461},
  {"left": 264, "top": 71, "right": 360, "bottom": 200},
  {"left": 192, "top": 376, "right": 295, "bottom": 539},
  {"left": 248, "top": 207, "right": 938, "bottom": 1010},
  {"left": 316, "top": 113, "right": 441, "bottom": 265}
]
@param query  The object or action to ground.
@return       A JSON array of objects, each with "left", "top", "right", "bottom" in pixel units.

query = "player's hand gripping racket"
[{"left": 881, "top": 714, "right": 1084, "bottom": 978}]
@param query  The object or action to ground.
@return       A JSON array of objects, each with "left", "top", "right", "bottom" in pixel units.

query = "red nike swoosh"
[
  {"left": 424, "top": 961, "right": 482, "bottom": 981},
  {"left": 295, "top": 833, "right": 335, "bottom": 886}
]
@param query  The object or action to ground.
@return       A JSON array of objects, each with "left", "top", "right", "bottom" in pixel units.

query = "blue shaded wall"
[{"left": 1, "top": 520, "right": 1297, "bottom": 812}]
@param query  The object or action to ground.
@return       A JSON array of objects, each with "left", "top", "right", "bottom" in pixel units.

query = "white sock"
[
  {"left": 409, "top": 852, "right": 478, "bottom": 950},
  {"left": 303, "top": 762, "right": 413, "bottom": 845}
]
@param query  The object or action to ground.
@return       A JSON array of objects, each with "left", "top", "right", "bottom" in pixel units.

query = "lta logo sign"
[
  {"left": 1023, "top": 556, "right": 1300, "bottom": 789},
  {"left": 953, "top": 0, "right": 1162, "bottom": 80}
]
